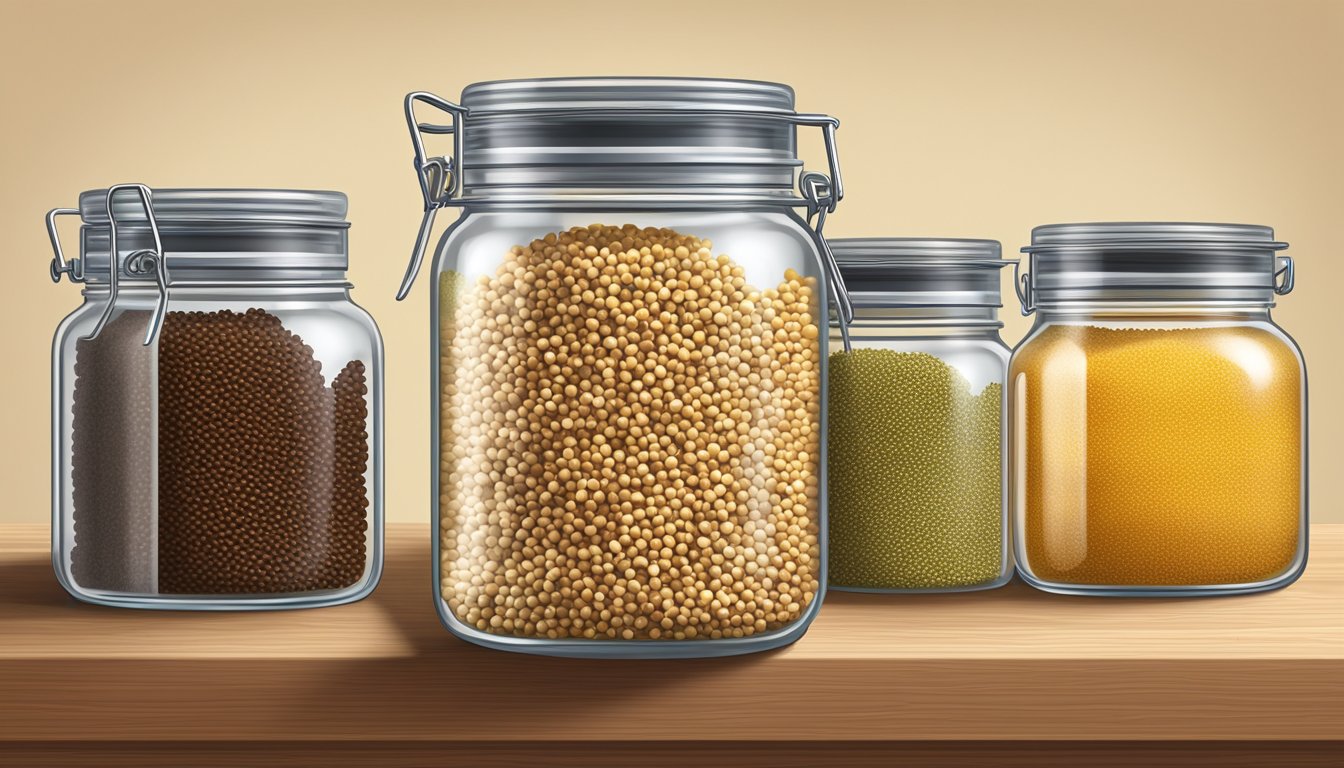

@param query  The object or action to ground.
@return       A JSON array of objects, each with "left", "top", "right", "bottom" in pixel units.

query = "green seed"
[{"left": 827, "top": 349, "right": 1003, "bottom": 590}]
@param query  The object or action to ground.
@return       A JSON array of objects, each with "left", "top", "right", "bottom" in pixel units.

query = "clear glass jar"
[
  {"left": 1011, "top": 222, "right": 1306, "bottom": 596},
  {"left": 825, "top": 239, "right": 1012, "bottom": 592},
  {"left": 397, "top": 78, "right": 847, "bottom": 657},
  {"left": 48, "top": 185, "right": 384, "bottom": 609}
]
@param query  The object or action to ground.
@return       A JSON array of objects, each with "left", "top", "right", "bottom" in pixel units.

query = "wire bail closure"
[
  {"left": 46, "top": 208, "right": 84, "bottom": 284},
  {"left": 1274, "top": 255, "right": 1295, "bottom": 295},
  {"left": 84, "top": 184, "right": 171, "bottom": 346},
  {"left": 397, "top": 92, "right": 467, "bottom": 301},
  {"left": 395, "top": 88, "right": 853, "bottom": 355},
  {"left": 1014, "top": 256, "right": 1036, "bottom": 316}
]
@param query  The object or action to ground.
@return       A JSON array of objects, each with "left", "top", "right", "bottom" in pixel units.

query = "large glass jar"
[
  {"left": 48, "top": 185, "right": 383, "bottom": 609},
  {"left": 1011, "top": 223, "right": 1306, "bottom": 596},
  {"left": 397, "top": 78, "right": 846, "bottom": 657},
  {"left": 825, "top": 239, "right": 1012, "bottom": 592}
]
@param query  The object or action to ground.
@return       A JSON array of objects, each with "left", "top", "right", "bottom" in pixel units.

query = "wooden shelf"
[{"left": 2, "top": 523, "right": 1340, "bottom": 765}]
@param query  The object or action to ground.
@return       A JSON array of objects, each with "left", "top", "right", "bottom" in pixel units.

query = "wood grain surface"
[{"left": 1, "top": 524, "right": 1340, "bottom": 763}]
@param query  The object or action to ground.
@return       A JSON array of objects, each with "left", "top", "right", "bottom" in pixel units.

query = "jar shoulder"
[
  {"left": 432, "top": 209, "right": 822, "bottom": 273},
  {"left": 1009, "top": 315, "right": 1305, "bottom": 378}
]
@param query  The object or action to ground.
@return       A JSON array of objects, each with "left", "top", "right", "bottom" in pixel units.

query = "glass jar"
[
  {"left": 825, "top": 239, "right": 1012, "bottom": 592},
  {"left": 396, "top": 78, "right": 847, "bottom": 657},
  {"left": 1011, "top": 222, "right": 1306, "bottom": 596},
  {"left": 48, "top": 185, "right": 384, "bottom": 609}
]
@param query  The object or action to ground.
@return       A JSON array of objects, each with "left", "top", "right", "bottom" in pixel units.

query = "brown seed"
[{"left": 70, "top": 309, "right": 371, "bottom": 596}]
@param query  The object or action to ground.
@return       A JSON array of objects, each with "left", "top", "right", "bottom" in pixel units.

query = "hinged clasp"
[
  {"left": 85, "top": 184, "right": 170, "bottom": 346},
  {"left": 397, "top": 92, "right": 468, "bottom": 300},
  {"left": 797, "top": 119, "right": 853, "bottom": 351},
  {"left": 1014, "top": 256, "right": 1036, "bottom": 315},
  {"left": 1274, "top": 255, "right": 1295, "bottom": 296},
  {"left": 46, "top": 208, "right": 83, "bottom": 284}
]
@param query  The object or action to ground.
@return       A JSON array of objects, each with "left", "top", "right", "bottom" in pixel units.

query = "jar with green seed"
[{"left": 826, "top": 238, "right": 1012, "bottom": 593}]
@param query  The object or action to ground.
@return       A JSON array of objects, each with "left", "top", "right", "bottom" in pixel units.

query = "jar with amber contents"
[{"left": 1010, "top": 223, "right": 1306, "bottom": 596}]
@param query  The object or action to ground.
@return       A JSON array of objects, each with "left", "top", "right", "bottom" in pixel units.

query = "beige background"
[{"left": 0, "top": 0, "right": 1338, "bottom": 524}]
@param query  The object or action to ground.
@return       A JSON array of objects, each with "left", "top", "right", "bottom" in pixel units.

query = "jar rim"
[
  {"left": 1022, "top": 221, "right": 1287, "bottom": 254},
  {"left": 828, "top": 237, "right": 1011, "bottom": 309}
]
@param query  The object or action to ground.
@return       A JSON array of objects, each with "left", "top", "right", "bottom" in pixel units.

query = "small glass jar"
[
  {"left": 396, "top": 78, "right": 848, "bottom": 656},
  {"left": 48, "top": 185, "right": 384, "bottom": 609},
  {"left": 825, "top": 239, "right": 1012, "bottom": 592},
  {"left": 1011, "top": 222, "right": 1306, "bottom": 596}
]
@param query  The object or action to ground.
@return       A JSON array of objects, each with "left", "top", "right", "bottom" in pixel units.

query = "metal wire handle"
[
  {"left": 397, "top": 92, "right": 466, "bottom": 301},
  {"left": 1275, "top": 255, "right": 1295, "bottom": 295},
  {"left": 802, "top": 172, "right": 854, "bottom": 352},
  {"left": 46, "top": 208, "right": 83, "bottom": 284},
  {"left": 84, "top": 184, "right": 171, "bottom": 346},
  {"left": 1014, "top": 256, "right": 1036, "bottom": 316}
]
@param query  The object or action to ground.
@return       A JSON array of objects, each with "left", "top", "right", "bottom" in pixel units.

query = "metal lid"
[
  {"left": 460, "top": 77, "right": 797, "bottom": 113},
  {"left": 54, "top": 187, "right": 350, "bottom": 284},
  {"left": 396, "top": 78, "right": 845, "bottom": 302},
  {"left": 1018, "top": 222, "right": 1294, "bottom": 311},
  {"left": 830, "top": 238, "right": 1010, "bottom": 308},
  {"left": 453, "top": 77, "right": 802, "bottom": 196},
  {"left": 48, "top": 184, "right": 354, "bottom": 347},
  {"left": 79, "top": 188, "right": 348, "bottom": 226}
]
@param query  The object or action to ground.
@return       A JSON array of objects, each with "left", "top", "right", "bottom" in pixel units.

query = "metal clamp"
[
  {"left": 1014, "top": 257, "right": 1036, "bottom": 315},
  {"left": 1275, "top": 255, "right": 1295, "bottom": 295},
  {"left": 46, "top": 208, "right": 83, "bottom": 284},
  {"left": 801, "top": 171, "right": 854, "bottom": 351},
  {"left": 85, "top": 184, "right": 170, "bottom": 346},
  {"left": 397, "top": 92, "right": 468, "bottom": 301}
]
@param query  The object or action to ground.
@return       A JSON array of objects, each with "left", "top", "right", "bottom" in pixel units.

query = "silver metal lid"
[
  {"left": 79, "top": 188, "right": 348, "bottom": 226},
  {"left": 1017, "top": 222, "right": 1294, "bottom": 312},
  {"left": 454, "top": 77, "right": 802, "bottom": 196},
  {"left": 55, "top": 188, "right": 349, "bottom": 284},
  {"left": 830, "top": 238, "right": 1010, "bottom": 308},
  {"left": 459, "top": 77, "right": 797, "bottom": 113},
  {"left": 47, "top": 185, "right": 353, "bottom": 346},
  {"left": 396, "top": 78, "right": 845, "bottom": 303}
]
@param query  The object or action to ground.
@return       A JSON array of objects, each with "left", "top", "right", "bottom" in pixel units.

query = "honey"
[{"left": 1012, "top": 323, "right": 1302, "bottom": 587}]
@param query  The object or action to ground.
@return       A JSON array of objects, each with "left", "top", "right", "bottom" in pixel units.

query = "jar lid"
[
  {"left": 452, "top": 77, "right": 809, "bottom": 197},
  {"left": 829, "top": 238, "right": 1011, "bottom": 308},
  {"left": 1020, "top": 222, "right": 1293, "bottom": 309},
  {"left": 70, "top": 187, "right": 350, "bottom": 284}
]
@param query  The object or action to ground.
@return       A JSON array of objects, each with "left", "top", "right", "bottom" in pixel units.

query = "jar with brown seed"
[
  {"left": 397, "top": 79, "right": 847, "bottom": 656},
  {"left": 48, "top": 185, "right": 383, "bottom": 609}
]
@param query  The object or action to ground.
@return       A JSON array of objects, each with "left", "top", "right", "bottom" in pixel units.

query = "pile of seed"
[
  {"left": 439, "top": 223, "right": 821, "bottom": 641},
  {"left": 827, "top": 349, "right": 1003, "bottom": 590},
  {"left": 70, "top": 308, "right": 370, "bottom": 595},
  {"left": 156, "top": 309, "right": 369, "bottom": 594},
  {"left": 70, "top": 310, "right": 156, "bottom": 593},
  {"left": 1015, "top": 325, "right": 1301, "bottom": 586}
]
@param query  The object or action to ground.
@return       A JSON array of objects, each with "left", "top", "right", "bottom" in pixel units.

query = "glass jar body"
[
  {"left": 432, "top": 206, "right": 829, "bottom": 657},
  {"left": 827, "top": 310, "right": 1011, "bottom": 592},
  {"left": 53, "top": 284, "right": 384, "bottom": 609},
  {"left": 1009, "top": 306, "right": 1307, "bottom": 595}
]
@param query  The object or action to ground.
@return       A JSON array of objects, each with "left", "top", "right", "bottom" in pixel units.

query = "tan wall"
[{"left": 1, "top": 0, "right": 1338, "bottom": 523}]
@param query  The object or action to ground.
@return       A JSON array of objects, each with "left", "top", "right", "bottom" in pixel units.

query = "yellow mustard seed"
[
  {"left": 439, "top": 224, "right": 821, "bottom": 641},
  {"left": 827, "top": 349, "right": 1004, "bottom": 590}
]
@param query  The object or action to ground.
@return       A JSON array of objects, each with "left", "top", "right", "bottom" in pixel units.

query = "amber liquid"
[{"left": 1012, "top": 323, "right": 1302, "bottom": 587}]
